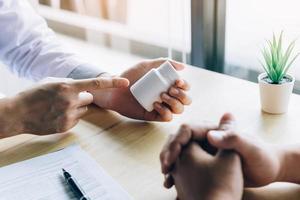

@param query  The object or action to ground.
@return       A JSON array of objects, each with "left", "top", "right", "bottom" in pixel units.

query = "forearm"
[
  {"left": 204, "top": 193, "right": 241, "bottom": 200},
  {"left": 0, "top": 97, "right": 23, "bottom": 138},
  {"left": 276, "top": 144, "right": 300, "bottom": 183},
  {"left": 243, "top": 184, "right": 300, "bottom": 200}
]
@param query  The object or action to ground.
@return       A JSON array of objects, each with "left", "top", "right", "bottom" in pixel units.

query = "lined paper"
[{"left": 0, "top": 145, "right": 131, "bottom": 200}]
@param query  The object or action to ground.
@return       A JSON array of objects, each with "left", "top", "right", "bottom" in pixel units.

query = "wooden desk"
[{"left": 1, "top": 66, "right": 300, "bottom": 199}]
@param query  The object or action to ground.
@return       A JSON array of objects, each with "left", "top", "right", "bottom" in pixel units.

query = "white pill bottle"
[{"left": 130, "top": 61, "right": 180, "bottom": 112}]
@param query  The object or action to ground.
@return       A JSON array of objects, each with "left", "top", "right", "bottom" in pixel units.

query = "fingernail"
[
  {"left": 170, "top": 88, "right": 179, "bottom": 95},
  {"left": 209, "top": 130, "right": 226, "bottom": 142}
]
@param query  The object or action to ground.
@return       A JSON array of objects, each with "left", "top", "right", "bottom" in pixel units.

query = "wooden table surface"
[{"left": 1, "top": 66, "right": 300, "bottom": 199}]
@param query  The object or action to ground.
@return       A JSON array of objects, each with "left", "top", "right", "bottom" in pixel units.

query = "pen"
[{"left": 62, "top": 168, "right": 91, "bottom": 200}]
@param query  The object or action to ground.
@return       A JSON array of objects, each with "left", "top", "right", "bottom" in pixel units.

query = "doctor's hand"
[
  {"left": 0, "top": 77, "right": 129, "bottom": 138},
  {"left": 91, "top": 58, "right": 192, "bottom": 121}
]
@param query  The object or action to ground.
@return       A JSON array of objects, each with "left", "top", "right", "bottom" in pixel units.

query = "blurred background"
[{"left": 2, "top": 0, "right": 300, "bottom": 95}]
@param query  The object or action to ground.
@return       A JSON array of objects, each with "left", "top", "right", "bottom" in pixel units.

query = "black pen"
[{"left": 62, "top": 168, "right": 91, "bottom": 200}]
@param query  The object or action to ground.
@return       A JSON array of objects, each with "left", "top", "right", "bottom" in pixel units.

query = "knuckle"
[
  {"left": 169, "top": 98, "right": 178, "bottom": 107},
  {"left": 56, "top": 82, "right": 71, "bottom": 92},
  {"left": 112, "top": 79, "right": 119, "bottom": 87},
  {"left": 60, "top": 98, "right": 73, "bottom": 109},
  {"left": 169, "top": 140, "right": 178, "bottom": 151},
  {"left": 92, "top": 79, "right": 103, "bottom": 88}
]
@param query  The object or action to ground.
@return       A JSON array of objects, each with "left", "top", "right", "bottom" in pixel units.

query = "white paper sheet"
[{"left": 0, "top": 145, "right": 132, "bottom": 200}]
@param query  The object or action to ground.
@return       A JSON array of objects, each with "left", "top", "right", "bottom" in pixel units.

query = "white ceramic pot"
[{"left": 258, "top": 73, "right": 295, "bottom": 114}]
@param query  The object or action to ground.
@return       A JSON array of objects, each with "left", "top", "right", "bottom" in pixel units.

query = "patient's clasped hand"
[{"left": 160, "top": 113, "right": 300, "bottom": 200}]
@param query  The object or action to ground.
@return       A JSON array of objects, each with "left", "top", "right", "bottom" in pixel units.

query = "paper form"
[{"left": 0, "top": 145, "right": 132, "bottom": 200}]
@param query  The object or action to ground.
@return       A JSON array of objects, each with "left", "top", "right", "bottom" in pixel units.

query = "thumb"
[
  {"left": 207, "top": 130, "right": 257, "bottom": 159},
  {"left": 206, "top": 113, "right": 237, "bottom": 149}
]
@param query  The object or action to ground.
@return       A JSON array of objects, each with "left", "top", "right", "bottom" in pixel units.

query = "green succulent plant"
[{"left": 260, "top": 32, "right": 299, "bottom": 84}]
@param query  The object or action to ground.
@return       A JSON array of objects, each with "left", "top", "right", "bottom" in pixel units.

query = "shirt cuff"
[{"left": 67, "top": 64, "right": 106, "bottom": 79}]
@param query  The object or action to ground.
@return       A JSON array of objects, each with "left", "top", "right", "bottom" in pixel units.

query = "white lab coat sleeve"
[{"left": 0, "top": 0, "right": 104, "bottom": 81}]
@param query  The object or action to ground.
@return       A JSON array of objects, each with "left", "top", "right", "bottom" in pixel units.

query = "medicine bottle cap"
[{"left": 157, "top": 61, "right": 180, "bottom": 84}]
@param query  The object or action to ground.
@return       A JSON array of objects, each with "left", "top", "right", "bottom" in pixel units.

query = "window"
[
  {"left": 32, "top": 0, "right": 191, "bottom": 62},
  {"left": 188, "top": 0, "right": 300, "bottom": 93},
  {"left": 224, "top": 0, "right": 300, "bottom": 92}
]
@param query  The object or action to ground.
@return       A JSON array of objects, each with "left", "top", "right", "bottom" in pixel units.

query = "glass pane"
[
  {"left": 225, "top": 0, "right": 300, "bottom": 80},
  {"left": 37, "top": 0, "right": 191, "bottom": 61},
  {"left": 2, "top": 0, "right": 191, "bottom": 95}
]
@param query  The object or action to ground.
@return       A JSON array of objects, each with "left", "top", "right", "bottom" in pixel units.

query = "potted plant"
[{"left": 258, "top": 32, "right": 299, "bottom": 114}]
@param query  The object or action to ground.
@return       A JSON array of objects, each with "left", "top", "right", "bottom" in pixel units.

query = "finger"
[
  {"left": 173, "top": 125, "right": 193, "bottom": 148},
  {"left": 160, "top": 125, "right": 192, "bottom": 174},
  {"left": 77, "top": 106, "right": 89, "bottom": 118},
  {"left": 175, "top": 79, "right": 190, "bottom": 91},
  {"left": 71, "top": 77, "right": 129, "bottom": 91},
  {"left": 160, "top": 124, "right": 218, "bottom": 171},
  {"left": 77, "top": 92, "right": 93, "bottom": 107},
  {"left": 153, "top": 102, "right": 173, "bottom": 122},
  {"left": 218, "top": 113, "right": 236, "bottom": 130},
  {"left": 163, "top": 174, "right": 175, "bottom": 189},
  {"left": 161, "top": 93, "right": 184, "bottom": 114},
  {"left": 160, "top": 124, "right": 218, "bottom": 174},
  {"left": 207, "top": 130, "right": 256, "bottom": 158},
  {"left": 168, "top": 87, "right": 192, "bottom": 105},
  {"left": 208, "top": 113, "right": 237, "bottom": 149},
  {"left": 39, "top": 77, "right": 73, "bottom": 84},
  {"left": 160, "top": 134, "right": 175, "bottom": 165},
  {"left": 180, "top": 142, "right": 213, "bottom": 162}
]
